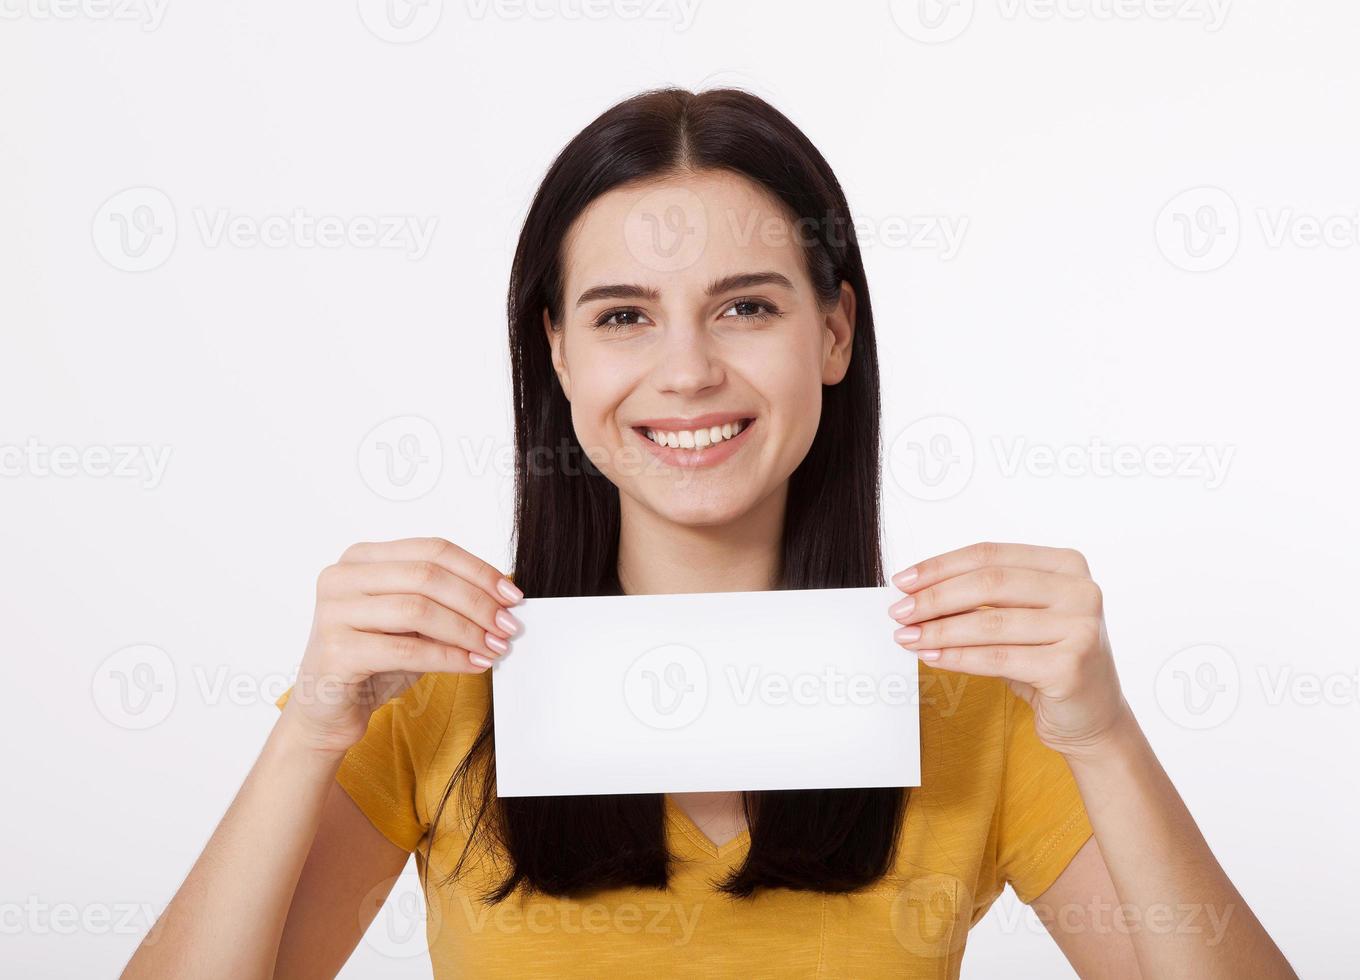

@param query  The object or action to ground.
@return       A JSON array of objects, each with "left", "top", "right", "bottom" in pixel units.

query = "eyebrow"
[{"left": 573, "top": 270, "right": 795, "bottom": 308}]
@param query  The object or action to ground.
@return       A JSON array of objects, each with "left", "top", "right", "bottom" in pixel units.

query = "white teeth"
[{"left": 643, "top": 419, "right": 750, "bottom": 449}]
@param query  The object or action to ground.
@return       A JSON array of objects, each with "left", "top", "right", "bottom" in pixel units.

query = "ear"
[
  {"left": 543, "top": 307, "right": 571, "bottom": 400},
  {"left": 820, "top": 281, "right": 856, "bottom": 385}
]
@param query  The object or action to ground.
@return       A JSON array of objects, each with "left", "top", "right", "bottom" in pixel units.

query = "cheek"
[
  {"left": 739, "top": 333, "right": 824, "bottom": 434},
  {"left": 564, "top": 339, "right": 638, "bottom": 431}
]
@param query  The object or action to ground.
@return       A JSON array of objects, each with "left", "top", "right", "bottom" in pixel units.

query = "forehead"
[{"left": 560, "top": 169, "right": 808, "bottom": 300}]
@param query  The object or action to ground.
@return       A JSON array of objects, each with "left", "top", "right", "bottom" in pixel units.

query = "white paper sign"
[{"left": 491, "top": 585, "right": 920, "bottom": 797}]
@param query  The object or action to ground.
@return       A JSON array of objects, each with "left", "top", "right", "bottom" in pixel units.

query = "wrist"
[
  {"left": 1058, "top": 699, "right": 1145, "bottom": 772},
  {"left": 271, "top": 703, "right": 352, "bottom": 774}
]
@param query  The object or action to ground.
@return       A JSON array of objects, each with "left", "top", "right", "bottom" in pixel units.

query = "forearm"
[
  {"left": 122, "top": 706, "right": 346, "bottom": 980},
  {"left": 1066, "top": 707, "right": 1295, "bottom": 979}
]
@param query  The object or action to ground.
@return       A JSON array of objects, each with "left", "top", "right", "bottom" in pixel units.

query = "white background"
[{"left": 2, "top": 1, "right": 1357, "bottom": 976}]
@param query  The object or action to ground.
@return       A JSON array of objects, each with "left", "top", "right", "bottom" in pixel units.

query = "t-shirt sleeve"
[
  {"left": 993, "top": 688, "right": 1095, "bottom": 904},
  {"left": 275, "top": 674, "right": 458, "bottom": 852}
]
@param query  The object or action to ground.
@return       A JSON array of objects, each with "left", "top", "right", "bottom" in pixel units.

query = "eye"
[
  {"left": 720, "top": 298, "right": 782, "bottom": 321},
  {"left": 592, "top": 307, "right": 652, "bottom": 331}
]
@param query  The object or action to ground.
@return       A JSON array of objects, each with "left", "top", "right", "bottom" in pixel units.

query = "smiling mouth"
[
  {"left": 630, "top": 417, "right": 757, "bottom": 467},
  {"left": 636, "top": 418, "right": 753, "bottom": 449}
]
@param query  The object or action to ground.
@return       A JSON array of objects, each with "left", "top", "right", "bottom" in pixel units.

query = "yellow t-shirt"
[{"left": 278, "top": 664, "right": 1091, "bottom": 978}]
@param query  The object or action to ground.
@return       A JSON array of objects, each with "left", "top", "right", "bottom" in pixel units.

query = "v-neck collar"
[{"left": 663, "top": 795, "right": 752, "bottom": 861}]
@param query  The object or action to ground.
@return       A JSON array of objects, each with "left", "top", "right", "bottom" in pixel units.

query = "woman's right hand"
[{"left": 282, "top": 537, "right": 524, "bottom": 754}]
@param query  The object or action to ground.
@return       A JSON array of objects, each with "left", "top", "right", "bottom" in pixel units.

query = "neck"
[{"left": 615, "top": 484, "right": 787, "bottom": 596}]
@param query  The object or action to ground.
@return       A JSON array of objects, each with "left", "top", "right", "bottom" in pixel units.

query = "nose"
[{"left": 651, "top": 318, "right": 725, "bottom": 396}]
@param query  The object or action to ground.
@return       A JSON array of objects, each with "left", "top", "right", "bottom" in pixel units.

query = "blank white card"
[{"left": 491, "top": 585, "right": 920, "bottom": 797}]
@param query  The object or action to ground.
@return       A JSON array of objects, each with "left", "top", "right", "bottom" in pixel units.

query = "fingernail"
[
  {"left": 485, "top": 633, "right": 509, "bottom": 654},
  {"left": 893, "top": 567, "right": 919, "bottom": 589},
  {"left": 889, "top": 595, "right": 915, "bottom": 619},
  {"left": 495, "top": 609, "right": 522, "bottom": 635},
  {"left": 916, "top": 650, "right": 940, "bottom": 662},
  {"left": 469, "top": 653, "right": 493, "bottom": 669},
  {"left": 497, "top": 577, "right": 524, "bottom": 603},
  {"left": 894, "top": 626, "right": 921, "bottom": 645}
]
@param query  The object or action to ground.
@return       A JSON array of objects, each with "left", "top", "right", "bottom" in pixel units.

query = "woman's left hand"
[{"left": 888, "top": 541, "right": 1132, "bottom": 759}]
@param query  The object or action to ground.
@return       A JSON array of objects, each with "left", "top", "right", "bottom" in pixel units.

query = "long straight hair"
[{"left": 429, "top": 87, "right": 905, "bottom": 900}]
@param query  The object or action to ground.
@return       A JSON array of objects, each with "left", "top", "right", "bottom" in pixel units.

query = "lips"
[
  {"left": 630, "top": 411, "right": 753, "bottom": 431},
  {"left": 630, "top": 416, "right": 756, "bottom": 468}
]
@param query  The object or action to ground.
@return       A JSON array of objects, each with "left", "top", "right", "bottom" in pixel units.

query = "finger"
[
  {"left": 344, "top": 594, "right": 507, "bottom": 661},
  {"left": 893, "top": 607, "right": 1063, "bottom": 650},
  {"left": 319, "top": 560, "right": 519, "bottom": 641},
  {"left": 890, "top": 566, "right": 1061, "bottom": 626},
  {"left": 339, "top": 538, "right": 524, "bottom": 606},
  {"left": 892, "top": 541, "right": 1090, "bottom": 592},
  {"left": 910, "top": 644, "right": 1049, "bottom": 684},
  {"left": 348, "top": 630, "right": 489, "bottom": 676}
]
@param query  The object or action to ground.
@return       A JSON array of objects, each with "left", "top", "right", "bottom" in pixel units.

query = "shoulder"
[
  {"left": 916, "top": 666, "right": 1062, "bottom": 801},
  {"left": 904, "top": 668, "right": 1014, "bottom": 870},
  {"left": 381, "top": 670, "right": 489, "bottom": 766},
  {"left": 907, "top": 665, "right": 1093, "bottom": 910},
  {"left": 326, "top": 671, "right": 491, "bottom": 852},
  {"left": 918, "top": 665, "right": 1012, "bottom": 775}
]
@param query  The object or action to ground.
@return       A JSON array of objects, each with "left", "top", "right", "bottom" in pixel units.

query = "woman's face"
[{"left": 545, "top": 169, "right": 855, "bottom": 528}]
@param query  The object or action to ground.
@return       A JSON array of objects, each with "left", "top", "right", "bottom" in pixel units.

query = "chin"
[{"left": 641, "top": 486, "right": 755, "bottom": 529}]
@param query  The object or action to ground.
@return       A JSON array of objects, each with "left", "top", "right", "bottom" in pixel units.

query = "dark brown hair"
[{"left": 428, "top": 87, "right": 905, "bottom": 901}]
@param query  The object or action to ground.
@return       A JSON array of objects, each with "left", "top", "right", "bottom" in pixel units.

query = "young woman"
[{"left": 124, "top": 88, "right": 1295, "bottom": 979}]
